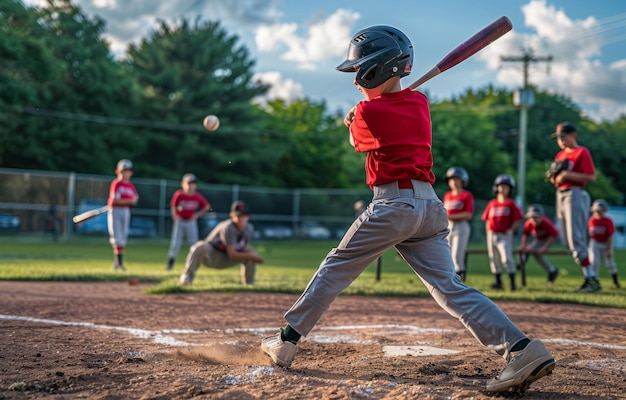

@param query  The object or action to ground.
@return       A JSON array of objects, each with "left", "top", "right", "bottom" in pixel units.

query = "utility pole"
[{"left": 500, "top": 48, "right": 552, "bottom": 210}]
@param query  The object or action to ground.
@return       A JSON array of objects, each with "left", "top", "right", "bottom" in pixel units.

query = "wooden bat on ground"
[
  {"left": 409, "top": 16, "right": 513, "bottom": 89},
  {"left": 72, "top": 205, "right": 110, "bottom": 224}
]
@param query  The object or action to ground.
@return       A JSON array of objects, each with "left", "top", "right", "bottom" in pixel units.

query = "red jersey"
[
  {"left": 171, "top": 190, "right": 209, "bottom": 220},
  {"left": 443, "top": 191, "right": 474, "bottom": 216},
  {"left": 350, "top": 88, "right": 434, "bottom": 188},
  {"left": 523, "top": 216, "right": 558, "bottom": 240},
  {"left": 481, "top": 198, "right": 523, "bottom": 233},
  {"left": 554, "top": 146, "right": 595, "bottom": 190},
  {"left": 588, "top": 215, "right": 614, "bottom": 242},
  {"left": 108, "top": 180, "right": 138, "bottom": 208}
]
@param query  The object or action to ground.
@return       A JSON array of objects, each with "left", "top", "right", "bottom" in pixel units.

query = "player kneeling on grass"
[
  {"left": 588, "top": 199, "right": 621, "bottom": 290},
  {"left": 261, "top": 25, "right": 555, "bottom": 394},
  {"left": 519, "top": 204, "right": 560, "bottom": 284},
  {"left": 178, "top": 201, "right": 263, "bottom": 286}
]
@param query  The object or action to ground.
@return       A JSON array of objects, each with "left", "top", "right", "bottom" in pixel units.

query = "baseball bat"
[
  {"left": 72, "top": 205, "right": 110, "bottom": 224},
  {"left": 409, "top": 16, "right": 513, "bottom": 89}
]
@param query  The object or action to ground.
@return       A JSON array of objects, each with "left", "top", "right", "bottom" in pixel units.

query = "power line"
[
  {"left": 500, "top": 48, "right": 553, "bottom": 88},
  {"left": 500, "top": 48, "right": 553, "bottom": 211}
]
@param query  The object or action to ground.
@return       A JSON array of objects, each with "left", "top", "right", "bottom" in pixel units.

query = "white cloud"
[
  {"left": 252, "top": 71, "right": 304, "bottom": 105},
  {"left": 93, "top": 0, "right": 117, "bottom": 8},
  {"left": 477, "top": 0, "right": 626, "bottom": 122},
  {"left": 254, "top": 9, "right": 360, "bottom": 70}
]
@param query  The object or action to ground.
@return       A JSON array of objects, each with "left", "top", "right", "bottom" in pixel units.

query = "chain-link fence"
[
  {"left": 0, "top": 168, "right": 373, "bottom": 241},
  {"left": 0, "top": 167, "right": 564, "bottom": 244}
]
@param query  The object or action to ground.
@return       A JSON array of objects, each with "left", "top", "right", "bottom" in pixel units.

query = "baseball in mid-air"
[{"left": 203, "top": 115, "right": 220, "bottom": 131}]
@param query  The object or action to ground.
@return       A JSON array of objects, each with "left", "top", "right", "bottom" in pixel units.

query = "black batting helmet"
[
  {"left": 336, "top": 25, "right": 413, "bottom": 88},
  {"left": 492, "top": 174, "right": 515, "bottom": 193},
  {"left": 445, "top": 166, "right": 469, "bottom": 187}
]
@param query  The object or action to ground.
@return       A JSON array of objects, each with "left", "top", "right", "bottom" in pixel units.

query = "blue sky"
[{"left": 24, "top": 0, "right": 626, "bottom": 122}]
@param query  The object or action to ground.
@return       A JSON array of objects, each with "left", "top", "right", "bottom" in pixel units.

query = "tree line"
[{"left": 1, "top": 0, "right": 625, "bottom": 206}]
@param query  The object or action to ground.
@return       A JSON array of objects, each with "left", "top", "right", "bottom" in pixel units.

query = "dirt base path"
[{"left": 1, "top": 281, "right": 625, "bottom": 399}]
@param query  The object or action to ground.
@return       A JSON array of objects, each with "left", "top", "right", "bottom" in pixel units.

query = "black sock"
[
  {"left": 117, "top": 254, "right": 123, "bottom": 266},
  {"left": 167, "top": 258, "right": 174, "bottom": 268},
  {"left": 281, "top": 325, "right": 301, "bottom": 344},
  {"left": 511, "top": 338, "right": 531, "bottom": 352}
]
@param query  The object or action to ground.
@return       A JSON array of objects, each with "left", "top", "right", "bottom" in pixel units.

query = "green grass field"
[{"left": 1, "top": 236, "right": 624, "bottom": 308}]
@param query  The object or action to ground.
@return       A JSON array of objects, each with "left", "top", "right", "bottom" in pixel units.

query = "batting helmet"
[
  {"left": 492, "top": 174, "right": 515, "bottom": 193},
  {"left": 525, "top": 204, "right": 544, "bottom": 218},
  {"left": 445, "top": 166, "right": 469, "bottom": 187},
  {"left": 336, "top": 25, "right": 413, "bottom": 88},
  {"left": 116, "top": 159, "right": 133, "bottom": 171},
  {"left": 591, "top": 199, "right": 609, "bottom": 213}
]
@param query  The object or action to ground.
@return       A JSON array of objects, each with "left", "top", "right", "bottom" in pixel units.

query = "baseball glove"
[{"left": 545, "top": 160, "right": 569, "bottom": 180}]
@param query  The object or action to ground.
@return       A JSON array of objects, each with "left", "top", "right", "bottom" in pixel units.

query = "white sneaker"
[
  {"left": 261, "top": 330, "right": 298, "bottom": 368},
  {"left": 112, "top": 262, "right": 126, "bottom": 272},
  {"left": 486, "top": 339, "right": 555, "bottom": 393}
]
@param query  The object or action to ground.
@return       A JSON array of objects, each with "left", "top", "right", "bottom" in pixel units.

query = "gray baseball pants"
[
  {"left": 486, "top": 231, "right": 516, "bottom": 274},
  {"left": 108, "top": 207, "right": 130, "bottom": 248},
  {"left": 179, "top": 241, "right": 257, "bottom": 285},
  {"left": 447, "top": 220, "right": 470, "bottom": 273},
  {"left": 525, "top": 238, "right": 556, "bottom": 272},
  {"left": 284, "top": 180, "right": 526, "bottom": 358},
  {"left": 168, "top": 219, "right": 199, "bottom": 259},
  {"left": 589, "top": 239, "right": 617, "bottom": 276},
  {"left": 556, "top": 187, "right": 590, "bottom": 265}
]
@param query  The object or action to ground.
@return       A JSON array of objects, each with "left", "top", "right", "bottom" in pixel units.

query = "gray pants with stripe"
[
  {"left": 108, "top": 207, "right": 130, "bottom": 248},
  {"left": 486, "top": 231, "right": 516, "bottom": 275},
  {"left": 168, "top": 219, "right": 199, "bottom": 260},
  {"left": 525, "top": 238, "right": 556, "bottom": 272},
  {"left": 447, "top": 221, "right": 470, "bottom": 273},
  {"left": 180, "top": 241, "right": 257, "bottom": 285},
  {"left": 556, "top": 187, "right": 590, "bottom": 265},
  {"left": 589, "top": 239, "right": 617, "bottom": 276},
  {"left": 284, "top": 180, "right": 526, "bottom": 358}
]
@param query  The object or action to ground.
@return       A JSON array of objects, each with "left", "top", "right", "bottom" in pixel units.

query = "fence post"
[
  {"left": 66, "top": 172, "right": 76, "bottom": 240},
  {"left": 292, "top": 189, "right": 300, "bottom": 236},
  {"left": 232, "top": 184, "right": 240, "bottom": 204},
  {"left": 159, "top": 179, "right": 167, "bottom": 238}
]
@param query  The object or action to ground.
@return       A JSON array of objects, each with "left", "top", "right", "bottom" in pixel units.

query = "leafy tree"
[
  {"left": 258, "top": 99, "right": 353, "bottom": 188},
  {"left": 0, "top": 0, "right": 142, "bottom": 173},
  {"left": 126, "top": 18, "right": 270, "bottom": 182},
  {"left": 430, "top": 90, "right": 513, "bottom": 199}
]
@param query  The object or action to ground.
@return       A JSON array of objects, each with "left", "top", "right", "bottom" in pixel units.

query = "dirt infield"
[{"left": 1, "top": 281, "right": 624, "bottom": 399}]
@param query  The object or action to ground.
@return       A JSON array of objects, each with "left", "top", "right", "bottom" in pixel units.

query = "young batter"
[
  {"left": 519, "top": 204, "right": 559, "bottom": 283},
  {"left": 261, "top": 25, "right": 555, "bottom": 394},
  {"left": 549, "top": 122, "right": 596, "bottom": 292},
  {"left": 482, "top": 174, "right": 523, "bottom": 291},
  {"left": 166, "top": 173, "right": 211, "bottom": 271},
  {"left": 588, "top": 199, "right": 621, "bottom": 290},
  {"left": 443, "top": 166, "right": 474, "bottom": 281},
  {"left": 107, "top": 159, "right": 138, "bottom": 272}
]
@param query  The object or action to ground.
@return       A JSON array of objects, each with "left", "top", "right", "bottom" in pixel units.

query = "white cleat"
[
  {"left": 486, "top": 339, "right": 556, "bottom": 394},
  {"left": 261, "top": 330, "right": 298, "bottom": 368}
]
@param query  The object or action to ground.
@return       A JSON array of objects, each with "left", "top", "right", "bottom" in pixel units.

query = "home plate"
[{"left": 383, "top": 345, "right": 460, "bottom": 357}]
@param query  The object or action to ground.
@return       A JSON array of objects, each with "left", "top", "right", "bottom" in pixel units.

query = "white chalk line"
[{"left": 2, "top": 314, "right": 626, "bottom": 353}]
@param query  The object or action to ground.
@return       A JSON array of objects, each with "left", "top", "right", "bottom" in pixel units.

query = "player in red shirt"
[
  {"left": 443, "top": 166, "right": 474, "bottom": 281},
  {"left": 482, "top": 174, "right": 523, "bottom": 291},
  {"left": 107, "top": 159, "right": 138, "bottom": 272},
  {"left": 261, "top": 25, "right": 554, "bottom": 394},
  {"left": 549, "top": 122, "right": 596, "bottom": 292},
  {"left": 588, "top": 199, "right": 621, "bottom": 289},
  {"left": 519, "top": 204, "right": 559, "bottom": 283},
  {"left": 166, "top": 173, "right": 211, "bottom": 271}
]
